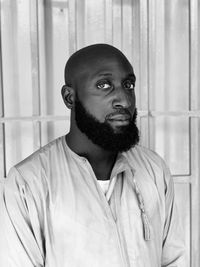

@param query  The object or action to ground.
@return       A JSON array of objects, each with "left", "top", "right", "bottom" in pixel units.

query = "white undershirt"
[
  {"left": 97, "top": 176, "right": 117, "bottom": 201},
  {"left": 97, "top": 179, "right": 110, "bottom": 195}
]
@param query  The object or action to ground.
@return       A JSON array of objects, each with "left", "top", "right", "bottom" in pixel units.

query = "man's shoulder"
[
  {"left": 5, "top": 136, "right": 66, "bottom": 200},
  {"left": 13, "top": 136, "right": 64, "bottom": 177},
  {"left": 125, "top": 144, "right": 166, "bottom": 166},
  {"left": 124, "top": 145, "right": 170, "bottom": 181}
]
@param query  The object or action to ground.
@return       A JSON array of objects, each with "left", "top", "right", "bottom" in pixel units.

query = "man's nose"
[{"left": 112, "top": 87, "right": 134, "bottom": 109}]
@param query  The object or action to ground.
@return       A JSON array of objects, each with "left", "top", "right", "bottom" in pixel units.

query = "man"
[{"left": 0, "top": 44, "right": 184, "bottom": 266}]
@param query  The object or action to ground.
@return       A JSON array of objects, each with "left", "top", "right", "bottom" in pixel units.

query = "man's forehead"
[
  {"left": 73, "top": 57, "right": 135, "bottom": 87},
  {"left": 85, "top": 57, "right": 134, "bottom": 77},
  {"left": 65, "top": 44, "right": 134, "bottom": 85}
]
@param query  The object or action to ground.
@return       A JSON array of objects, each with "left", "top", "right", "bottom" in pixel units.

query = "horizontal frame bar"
[
  {"left": 173, "top": 175, "right": 191, "bottom": 184},
  {"left": 0, "top": 110, "right": 200, "bottom": 122}
]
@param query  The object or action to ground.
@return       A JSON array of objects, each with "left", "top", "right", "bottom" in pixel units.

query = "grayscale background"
[{"left": 0, "top": 0, "right": 200, "bottom": 266}]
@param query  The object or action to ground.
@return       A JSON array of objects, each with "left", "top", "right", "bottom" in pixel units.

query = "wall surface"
[{"left": 0, "top": 0, "right": 200, "bottom": 266}]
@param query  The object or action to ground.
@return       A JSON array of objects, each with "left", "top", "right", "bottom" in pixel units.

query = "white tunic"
[{"left": 0, "top": 136, "right": 185, "bottom": 267}]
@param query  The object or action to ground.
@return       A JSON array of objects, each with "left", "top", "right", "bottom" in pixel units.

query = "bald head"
[
  {"left": 64, "top": 44, "right": 132, "bottom": 87},
  {"left": 62, "top": 43, "right": 138, "bottom": 151}
]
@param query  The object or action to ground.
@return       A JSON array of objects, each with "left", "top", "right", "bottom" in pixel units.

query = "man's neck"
[
  {"left": 65, "top": 132, "right": 117, "bottom": 180},
  {"left": 66, "top": 132, "right": 117, "bottom": 163}
]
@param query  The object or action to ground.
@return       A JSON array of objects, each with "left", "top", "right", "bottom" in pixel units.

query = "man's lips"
[
  {"left": 106, "top": 112, "right": 131, "bottom": 127},
  {"left": 106, "top": 110, "right": 132, "bottom": 121},
  {"left": 107, "top": 114, "right": 131, "bottom": 121}
]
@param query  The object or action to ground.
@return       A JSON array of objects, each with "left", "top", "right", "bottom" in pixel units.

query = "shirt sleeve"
[
  {"left": 161, "top": 165, "right": 186, "bottom": 267},
  {"left": 0, "top": 167, "right": 45, "bottom": 267}
]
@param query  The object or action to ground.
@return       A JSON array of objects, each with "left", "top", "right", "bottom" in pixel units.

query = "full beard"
[{"left": 75, "top": 95, "right": 140, "bottom": 153}]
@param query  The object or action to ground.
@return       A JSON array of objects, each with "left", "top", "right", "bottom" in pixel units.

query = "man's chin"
[
  {"left": 106, "top": 120, "right": 130, "bottom": 133},
  {"left": 112, "top": 127, "right": 127, "bottom": 135},
  {"left": 110, "top": 126, "right": 131, "bottom": 136}
]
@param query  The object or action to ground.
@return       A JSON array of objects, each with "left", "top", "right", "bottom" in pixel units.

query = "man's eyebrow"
[
  {"left": 98, "top": 73, "right": 113, "bottom": 77},
  {"left": 97, "top": 73, "right": 136, "bottom": 81}
]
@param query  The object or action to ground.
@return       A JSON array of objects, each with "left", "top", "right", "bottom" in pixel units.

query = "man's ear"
[{"left": 61, "top": 85, "right": 75, "bottom": 109}]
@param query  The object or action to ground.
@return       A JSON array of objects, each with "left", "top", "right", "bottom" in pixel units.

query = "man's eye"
[
  {"left": 96, "top": 81, "right": 112, "bottom": 89},
  {"left": 123, "top": 80, "right": 135, "bottom": 90}
]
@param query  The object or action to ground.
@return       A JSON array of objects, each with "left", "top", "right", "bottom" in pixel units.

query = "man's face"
[{"left": 73, "top": 56, "right": 140, "bottom": 152}]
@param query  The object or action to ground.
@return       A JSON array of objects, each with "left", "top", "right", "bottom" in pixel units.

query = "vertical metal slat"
[
  {"left": 0, "top": 0, "right": 6, "bottom": 178},
  {"left": 189, "top": 0, "right": 200, "bottom": 266},
  {"left": 30, "top": 0, "right": 41, "bottom": 150}
]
